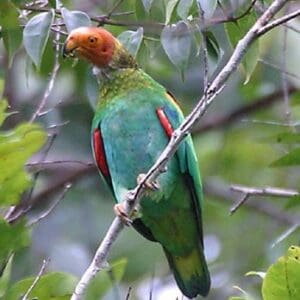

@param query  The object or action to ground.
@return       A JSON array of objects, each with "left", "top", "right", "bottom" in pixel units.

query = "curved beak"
[{"left": 62, "top": 38, "right": 77, "bottom": 58}]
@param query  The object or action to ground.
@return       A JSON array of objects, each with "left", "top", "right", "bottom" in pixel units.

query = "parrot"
[{"left": 63, "top": 27, "right": 211, "bottom": 298}]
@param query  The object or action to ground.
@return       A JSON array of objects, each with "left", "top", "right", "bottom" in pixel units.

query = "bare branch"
[
  {"left": 231, "top": 184, "right": 299, "bottom": 197},
  {"left": 281, "top": 25, "right": 292, "bottom": 124},
  {"left": 230, "top": 184, "right": 299, "bottom": 214},
  {"left": 230, "top": 193, "right": 250, "bottom": 215},
  {"left": 27, "top": 183, "right": 72, "bottom": 226},
  {"left": 205, "top": 179, "right": 298, "bottom": 226},
  {"left": 5, "top": 165, "right": 95, "bottom": 224},
  {"left": 197, "top": 2, "right": 209, "bottom": 96},
  {"left": 106, "top": 0, "right": 125, "bottom": 19},
  {"left": 71, "top": 1, "right": 293, "bottom": 299},
  {"left": 271, "top": 223, "right": 300, "bottom": 248},
  {"left": 26, "top": 160, "right": 94, "bottom": 171},
  {"left": 21, "top": 259, "right": 49, "bottom": 300},
  {"left": 257, "top": 9, "right": 300, "bottom": 37}
]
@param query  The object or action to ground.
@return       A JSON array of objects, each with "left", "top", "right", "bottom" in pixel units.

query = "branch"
[
  {"left": 257, "top": 9, "right": 300, "bottom": 37},
  {"left": 230, "top": 184, "right": 299, "bottom": 214},
  {"left": 193, "top": 86, "right": 298, "bottom": 134},
  {"left": 27, "top": 182, "right": 72, "bottom": 226},
  {"left": 204, "top": 179, "right": 298, "bottom": 226},
  {"left": 21, "top": 259, "right": 49, "bottom": 300},
  {"left": 5, "top": 165, "right": 95, "bottom": 223},
  {"left": 71, "top": 0, "right": 293, "bottom": 299}
]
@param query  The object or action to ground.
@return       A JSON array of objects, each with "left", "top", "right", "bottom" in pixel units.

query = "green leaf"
[
  {"left": 0, "top": 101, "right": 47, "bottom": 205},
  {"left": 165, "top": 0, "right": 180, "bottom": 25},
  {"left": 284, "top": 195, "right": 300, "bottom": 210},
  {"left": 2, "top": 29, "right": 22, "bottom": 66},
  {"left": 197, "top": 0, "right": 217, "bottom": 18},
  {"left": 0, "top": 255, "right": 13, "bottom": 298},
  {"left": 85, "top": 258, "right": 127, "bottom": 300},
  {"left": 271, "top": 148, "right": 300, "bottom": 167},
  {"left": 225, "top": 11, "right": 259, "bottom": 84},
  {"left": 0, "top": 1, "right": 22, "bottom": 66},
  {"left": 0, "top": 218, "right": 30, "bottom": 263},
  {"left": 117, "top": 28, "right": 144, "bottom": 57},
  {"left": 85, "top": 67, "right": 100, "bottom": 110},
  {"left": 23, "top": 10, "right": 54, "bottom": 69},
  {"left": 161, "top": 21, "right": 191, "bottom": 71},
  {"left": 141, "top": 0, "right": 154, "bottom": 13},
  {"left": 204, "top": 30, "right": 222, "bottom": 62},
  {"left": 0, "top": 100, "right": 8, "bottom": 126},
  {"left": 177, "top": 0, "right": 193, "bottom": 20},
  {"left": 6, "top": 272, "right": 78, "bottom": 299},
  {"left": 61, "top": 8, "right": 91, "bottom": 33},
  {"left": 262, "top": 245, "right": 300, "bottom": 300},
  {"left": 264, "top": 132, "right": 300, "bottom": 144}
]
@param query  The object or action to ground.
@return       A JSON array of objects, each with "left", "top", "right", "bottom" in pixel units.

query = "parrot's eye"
[{"left": 88, "top": 36, "right": 97, "bottom": 43}]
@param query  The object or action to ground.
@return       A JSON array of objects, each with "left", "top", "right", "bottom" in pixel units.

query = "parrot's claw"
[
  {"left": 114, "top": 203, "right": 132, "bottom": 226},
  {"left": 137, "top": 173, "right": 160, "bottom": 191}
]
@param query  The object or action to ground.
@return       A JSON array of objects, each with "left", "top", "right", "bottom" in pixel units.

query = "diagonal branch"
[
  {"left": 257, "top": 9, "right": 300, "bottom": 37},
  {"left": 71, "top": 0, "right": 294, "bottom": 299}
]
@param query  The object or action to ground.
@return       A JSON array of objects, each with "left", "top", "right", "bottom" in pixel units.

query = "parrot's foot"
[
  {"left": 137, "top": 173, "right": 160, "bottom": 191},
  {"left": 114, "top": 203, "right": 132, "bottom": 226}
]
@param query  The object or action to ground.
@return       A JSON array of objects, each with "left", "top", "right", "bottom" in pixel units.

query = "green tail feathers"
[{"left": 164, "top": 247, "right": 211, "bottom": 298}]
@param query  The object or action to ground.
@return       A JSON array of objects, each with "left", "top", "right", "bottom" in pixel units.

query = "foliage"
[
  {"left": 0, "top": 0, "right": 299, "bottom": 299},
  {"left": 233, "top": 245, "right": 300, "bottom": 300},
  {"left": 0, "top": 101, "right": 46, "bottom": 205}
]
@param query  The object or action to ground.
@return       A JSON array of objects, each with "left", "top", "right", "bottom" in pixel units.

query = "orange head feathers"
[
  {"left": 63, "top": 27, "right": 136, "bottom": 69},
  {"left": 63, "top": 27, "right": 116, "bottom": 68}
]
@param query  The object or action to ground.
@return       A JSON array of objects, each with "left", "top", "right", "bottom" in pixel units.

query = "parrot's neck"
[{"left": 97, "top": 68, "right": 161, "bottom": 106}]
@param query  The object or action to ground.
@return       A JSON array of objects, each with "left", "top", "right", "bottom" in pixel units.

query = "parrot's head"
[{"left": 63, "top": 27, "right": 136, "bottom": 69}]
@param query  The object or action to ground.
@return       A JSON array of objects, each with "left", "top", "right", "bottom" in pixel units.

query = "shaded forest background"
[{"left": 0, "top": 0, "right": 299, "bottom": 299}]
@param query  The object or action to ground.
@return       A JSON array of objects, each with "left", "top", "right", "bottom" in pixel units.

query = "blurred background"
[{"left": 1, "top": 0, "right": 300, "bottom": 299}]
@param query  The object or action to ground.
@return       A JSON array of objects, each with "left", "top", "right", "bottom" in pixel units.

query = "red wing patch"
[
  {"left": 156, "top": 108, "right": 174, "bottom": 138},
  {"left": 93, "top": 128, "right": 110, "bottom": 177}
]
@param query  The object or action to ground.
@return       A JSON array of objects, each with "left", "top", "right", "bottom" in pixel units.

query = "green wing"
[{"left": 161, "top": 92, "right": 204, "bottom": 244}]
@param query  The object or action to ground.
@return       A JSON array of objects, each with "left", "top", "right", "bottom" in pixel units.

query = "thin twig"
[
  {"left": 230, "top": 184, "right": 299, "bottom": 213},
  {"left": 231, "top": 184, "right": 299, "bottom": 197},
  {"left": 230, "top": 193, "right": 250, "bottom": 215},
  {"left": 26, "top": 160, "right": 94, "bottom": 169},
  {"left": 258, "top": 59, "right": 300, "bottom": 80},
  {"left": 281, "top": 25, "right": 291, "bottom": 124},
  {"left": 205, "top": 179, "right": 298, "bottom": 226},
  {"left": 271, "top": 223, "right": 300, "bottom": 248},
  {"left": 27, "top": 183, "right": 72, "bottom": 226},
  {"left": 197, "top": 2, "right": 209, "bottom": 96},
  {"left": 227, "top": 0, "right": 257, "bottom": 23},
  {"left": 125, "top": 287, "right": 132, "bottom": 300},
  {"left": 285, "top": 23, "right": 300, "bottom": 34},
  {"left": 24, "top": 133, "right": 57, "bottom": 205},
  {"left": 71, "top": 1, "right": 293, "bottom": 299},
  {"left": 21, "top": 259, "right": 50, "bottom": 300},
  {"left": 106, "top": 0, "right": 125, "bottom": 19}
]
